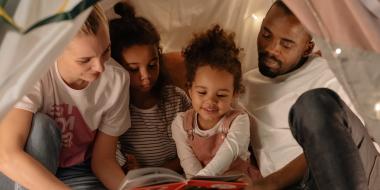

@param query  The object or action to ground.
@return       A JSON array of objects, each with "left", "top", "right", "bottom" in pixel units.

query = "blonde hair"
[{"left": 79, "top": 4, "right": 108, "bottom": 35}]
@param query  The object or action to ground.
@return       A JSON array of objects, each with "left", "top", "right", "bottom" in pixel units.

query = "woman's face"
[
  {"left": 121, "top": 44, "right": 160, "bottom": 93},
  {"left": 58, "top": 25, "right": 111, "bottom": 89}
]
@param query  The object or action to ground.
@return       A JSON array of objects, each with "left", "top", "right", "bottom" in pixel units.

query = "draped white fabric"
[
  {"left": 0, "top": 0, "right": 92, "bottom": 119},
  {"left": 284, "top": 0, "right": 380, "bottom": 142},
  {"left": 125, "top": 0, "right": 275, "bottom": 72}
]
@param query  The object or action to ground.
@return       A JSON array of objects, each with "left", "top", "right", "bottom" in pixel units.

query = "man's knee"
[
  {"left": 289, "top": 88, "right": 344, "bottom": 137},
  {"left": 293, "top": 88, "right": 341, "bottom": 111}
]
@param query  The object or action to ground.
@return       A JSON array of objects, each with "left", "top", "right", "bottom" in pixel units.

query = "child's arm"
[
  {"left": 171, "top": 113, "right": 203, "bottom": 178},
  {"left": 197, "top": 114, "right": 250, "bottom": 176}
]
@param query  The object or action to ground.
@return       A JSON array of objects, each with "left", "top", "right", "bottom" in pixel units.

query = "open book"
[{"left": 118, "top": 167, "right": 248, "bottom": 190}]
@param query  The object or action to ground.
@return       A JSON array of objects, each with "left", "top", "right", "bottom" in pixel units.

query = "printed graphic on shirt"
[{"left": 48, "top": 104, "right": 96, "bottom": 167}]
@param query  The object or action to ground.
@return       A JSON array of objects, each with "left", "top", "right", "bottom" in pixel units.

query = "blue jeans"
[
  {"left": 289, "top": 88, "right": 380, "bottom": 190},
  {"left": 0, "top": 113, "right": 106, "bottom": 190}
]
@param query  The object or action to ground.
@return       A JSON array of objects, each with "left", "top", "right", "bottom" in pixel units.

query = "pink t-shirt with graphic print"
[{"left": 15, "top": 58, "right": 131, "bottom": 167}]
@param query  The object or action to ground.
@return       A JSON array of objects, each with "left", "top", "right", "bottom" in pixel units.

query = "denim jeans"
[
  {"left": 289, "top": 88, "right": 380, "bottom": 190},
  {"left": 0, "top": 113, "right": 106, "bottom": 190}
]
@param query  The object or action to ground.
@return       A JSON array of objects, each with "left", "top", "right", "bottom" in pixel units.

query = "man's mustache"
[{"left": 259, "top": 52, "right": 282, "bottom": 65}]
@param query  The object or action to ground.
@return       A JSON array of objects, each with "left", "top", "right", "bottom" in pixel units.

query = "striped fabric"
[
  {"left": 118, "top": 85, "right": 191, "bottom": 167},
  {"left": 56, "top": 159, "right": 106, "bottom": 190}
]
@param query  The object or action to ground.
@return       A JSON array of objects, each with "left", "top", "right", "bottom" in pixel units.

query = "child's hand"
[{"left": 126, "top": 154, "right": 140, "bottom": 170}]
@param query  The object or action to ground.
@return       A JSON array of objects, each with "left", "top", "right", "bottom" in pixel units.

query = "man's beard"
[{"left": 258, "top": 52, "right": 282, "bottom": 78}]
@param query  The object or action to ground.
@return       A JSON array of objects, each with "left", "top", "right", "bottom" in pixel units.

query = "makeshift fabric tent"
[
  {"left": 0, "top": 0, "right": 100, "bottom": 119},
  {"left": 0, "top": 0, "right": 379, "bottom": 142}
]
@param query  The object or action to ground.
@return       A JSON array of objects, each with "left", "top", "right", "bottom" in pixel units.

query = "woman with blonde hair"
[{"left": 0, "top": 5, "right": 130, "bottom": 190}]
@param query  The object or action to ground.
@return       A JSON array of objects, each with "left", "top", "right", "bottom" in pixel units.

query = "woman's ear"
[{"left": 303, "top": 40, "right": 315, "bottom": 57}]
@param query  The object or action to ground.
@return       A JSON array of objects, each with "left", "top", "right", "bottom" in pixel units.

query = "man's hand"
[
  {"left": 246, "top": 154, "right": 307, "bottom": 190},
  {"left": 250, "top": 179, "right": 278, "bottom": 190}
]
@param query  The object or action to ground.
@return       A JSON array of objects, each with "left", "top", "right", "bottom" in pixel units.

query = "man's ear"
[{"left": 303, "top": 41, "right": 315, "bottom": 57}]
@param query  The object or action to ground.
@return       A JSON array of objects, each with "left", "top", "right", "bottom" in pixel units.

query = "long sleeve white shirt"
[{"left": 171, "top": 112, "right": 250, "bottom": 178}]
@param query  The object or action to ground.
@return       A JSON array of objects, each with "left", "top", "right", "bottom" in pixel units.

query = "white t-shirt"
[
  {"left": 172, "top": 112, "right": 250, "bottom": 178},
  {"left": 15, "top": 58, "right": 131, "bottom": 167},
  {"left": 239, "top": 56, "right": 359, "bottom": 177}
]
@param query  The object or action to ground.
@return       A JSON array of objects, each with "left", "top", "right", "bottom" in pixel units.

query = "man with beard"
[{"left": 240, "top": 1, "right": 380, "bottom": 189}]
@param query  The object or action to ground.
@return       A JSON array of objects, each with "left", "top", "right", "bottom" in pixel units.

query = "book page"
[{"left": 118, "top": 167, "right": 185, "bottom": 190}]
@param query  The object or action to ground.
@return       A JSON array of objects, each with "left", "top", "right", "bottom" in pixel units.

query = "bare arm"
[
  {"left": 92, "top": 131, "right": 125, "bottom": 190},
  {"left": 252, "top": 154, "right": 307, "bottom": 189},
  {"left": 0, "top": 108, "right": 69, "bottom": 190}
]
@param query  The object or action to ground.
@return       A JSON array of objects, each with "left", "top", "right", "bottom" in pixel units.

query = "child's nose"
[
  {"left": 139, "top": 68, "right": 150, "bottom": 81},
  {"left": 206, "top": 95, "right": 218, "bottom": 104}
]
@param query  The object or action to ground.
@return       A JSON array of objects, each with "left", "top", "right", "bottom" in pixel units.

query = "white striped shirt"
[{"left": 119, "top": 85, "right": 191, "bottom": 167}]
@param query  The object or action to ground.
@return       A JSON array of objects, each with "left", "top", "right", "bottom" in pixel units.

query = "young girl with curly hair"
[{"left": 171, "top": 25, "right": 261, "bottom": 180}]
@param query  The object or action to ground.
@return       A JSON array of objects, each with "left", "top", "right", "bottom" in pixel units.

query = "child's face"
[
  {"left": 121, "top": 45, "right": 160, "bottom": 93},
  {"left": 58, "top": 25, "right": 110, "bottom": 87},
  {"left": 189, "top": 65, "right": 235, "bottom": 128}
]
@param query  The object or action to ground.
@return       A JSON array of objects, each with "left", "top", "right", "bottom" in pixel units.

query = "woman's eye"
[
  {"left": 102, "top": 50, "right": 110, "bottom": 58},
  {"left": 77, "top": 58, "right": 91, "bottom": 64},
  {"left": 197, "top": 91, "right": 206, "bottom": 95}
]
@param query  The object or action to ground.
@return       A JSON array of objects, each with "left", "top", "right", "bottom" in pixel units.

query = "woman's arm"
[
  {"left": 92, "top": 131, "right": 125, "bottom": 190},
  {"left": 0, "top": 108, "right": 69, "bottom": 190}
]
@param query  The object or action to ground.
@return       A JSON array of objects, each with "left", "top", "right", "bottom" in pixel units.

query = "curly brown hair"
[{"left": 182, "top": 25, "right": 244, "bottom": 93}]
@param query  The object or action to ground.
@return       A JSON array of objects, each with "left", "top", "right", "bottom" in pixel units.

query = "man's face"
[{"left": 257, "top": 4, "right": 312, "bottom": 78}]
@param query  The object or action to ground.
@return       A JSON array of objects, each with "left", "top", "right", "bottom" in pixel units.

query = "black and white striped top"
[{"left": 119, "top": 85, "right": 191, "bottom": 167}]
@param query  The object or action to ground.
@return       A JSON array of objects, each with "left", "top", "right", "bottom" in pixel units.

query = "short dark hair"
[
  {"left": 183, "top": 25, "right": 244, "bottom": 93},
  {"left": 272, "top": 0, "right": 294, "bottom": 16},
  {"left": 270, "top": 0, "right": 312, "bottom": 40}
]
